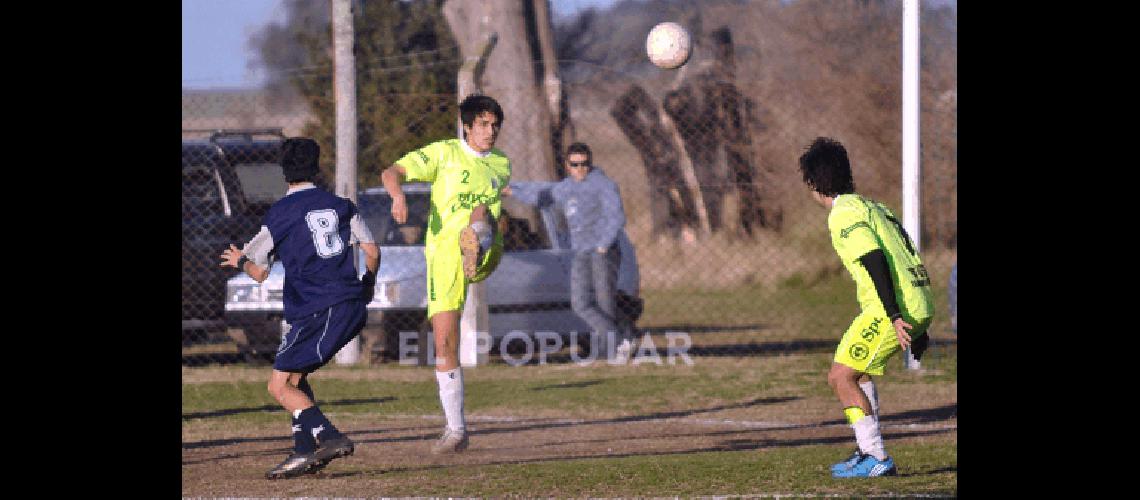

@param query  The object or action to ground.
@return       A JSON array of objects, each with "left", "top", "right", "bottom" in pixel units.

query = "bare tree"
[{"left": 442, "top": 0, "right": 558, "bottom": 183}]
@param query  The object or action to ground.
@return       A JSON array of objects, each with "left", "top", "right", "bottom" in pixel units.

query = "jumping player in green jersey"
[
  {"left": 380, "top": 94, "right": 509, "bottom": 454},
  {"left": 797, "top": 137, "right": 935, "bottom": 478}
]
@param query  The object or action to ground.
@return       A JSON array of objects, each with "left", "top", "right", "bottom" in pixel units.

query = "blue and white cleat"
[
  {"left": 830, "top": 448, "right": 864, "bottom": 474},
  {"left": 832, "top": 454, "right": 897, "bottom": 478}
]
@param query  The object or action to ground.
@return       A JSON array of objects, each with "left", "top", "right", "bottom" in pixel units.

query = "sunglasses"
[{"left": 567, "top": 161, "right": 590, "bottom": 168}]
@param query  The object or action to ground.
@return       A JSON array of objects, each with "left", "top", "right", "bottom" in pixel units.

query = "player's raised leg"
[{"left": 460, "top": 203, "right": 495, "bottom": 279}]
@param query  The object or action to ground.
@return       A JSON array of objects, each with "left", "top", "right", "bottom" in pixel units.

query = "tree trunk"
[
  {"left": 443, "top": 0, "right": 557, "bottom": 231},
  {"left": 532, "top": 0, "right": 574, "bottom": 173}
]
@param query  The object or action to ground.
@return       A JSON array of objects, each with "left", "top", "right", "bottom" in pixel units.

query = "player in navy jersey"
[{"left": 220, "top": 137, "right": 380, "bottom": 479}]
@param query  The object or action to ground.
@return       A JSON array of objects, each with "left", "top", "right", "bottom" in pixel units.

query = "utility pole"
[{"left": 332, "top": 0, "right": 361, "bottom": 365}]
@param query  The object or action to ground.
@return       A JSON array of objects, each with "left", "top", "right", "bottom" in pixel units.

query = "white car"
[{"left": 223, "top": 183, "right": 641, "bottom": 362}]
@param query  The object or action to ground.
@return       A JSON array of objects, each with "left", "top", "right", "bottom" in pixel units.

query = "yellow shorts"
[
  {"left": 426, "top": 235, "right": 503, "bottom": 319},
  {"left": 834, "top": 310, "right": 931, "bottom": 376}
]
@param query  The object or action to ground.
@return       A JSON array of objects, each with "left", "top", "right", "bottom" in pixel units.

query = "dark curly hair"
[
  {"left": 459, "top": 94, "right": 504, "bottom": 128},
  {"left": 798, "top": 137, "right": 855, "bottom": 197}
]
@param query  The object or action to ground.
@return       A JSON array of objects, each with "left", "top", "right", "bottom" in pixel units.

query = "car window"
[
  {"left": 234, "top": 162, "right": 287, "bottom": 205},
  {"left": 501, "top": 207, "right": 553, "bottom": 252},
  {"left": 183, "top": 164, "right": 224, "bottom": 218},
  {"left": 359, "top": 192, "right": 431, "bottom": 246}
]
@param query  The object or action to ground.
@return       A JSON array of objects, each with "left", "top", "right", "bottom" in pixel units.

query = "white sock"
[
  {"left": 852, "top": 415, "right": 887, "bottom": 461},
  {"left": 436, "top": 368, "right": 466, "bottom": 432},
  {"left": 859, "top": 380, "right": 879, "bottom": 418},
  {"left": 470, "top": 221, "right": 493, "bottom": 250}
]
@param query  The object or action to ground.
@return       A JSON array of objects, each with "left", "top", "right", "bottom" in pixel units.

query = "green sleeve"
[
  {"left": 395, "top": 141, "right": 441, "bottom": 183},
  {"left": 828, "top": 204, "right": 879, "bottom": 263}
]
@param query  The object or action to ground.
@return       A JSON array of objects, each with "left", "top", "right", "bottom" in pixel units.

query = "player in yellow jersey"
[
  {"left": 380, "top": 94, "right": 510, "bottom": 454},
  {"left": 798, "top": 137, "right": 935, "bottom": 478}
]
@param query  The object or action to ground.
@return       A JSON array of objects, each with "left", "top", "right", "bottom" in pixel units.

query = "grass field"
[
  {"left": 182, "top": 343, "right": 956, "bottom": 497},
  {"left": 182, "top": 243, "right": 957, "bottom": 496}
]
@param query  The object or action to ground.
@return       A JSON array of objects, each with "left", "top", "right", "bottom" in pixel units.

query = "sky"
[
  {"left": 183, "top": 0, "right": 955, "bottom": 90},
  {"left": 182, "top": 0, "right": 619, "bottom": 90}
]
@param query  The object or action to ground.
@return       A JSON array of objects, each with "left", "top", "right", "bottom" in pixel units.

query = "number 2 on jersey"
[{"left": 305, "top": 209, "right": 344, "bottom": 258}]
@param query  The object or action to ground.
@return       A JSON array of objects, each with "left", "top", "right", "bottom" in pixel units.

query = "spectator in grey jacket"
[{"left": 503, "top": 142, "right": 633, "bottom": 361}]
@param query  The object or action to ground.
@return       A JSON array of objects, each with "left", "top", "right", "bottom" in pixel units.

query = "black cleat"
[
  {"left": 313, "top": 435, "right": 355, "bottom": 463},
  {"left": 265, "top": 452, "right": 323, "bottom": 480}
]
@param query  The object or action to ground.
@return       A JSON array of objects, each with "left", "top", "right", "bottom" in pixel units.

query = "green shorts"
[
  {"left": 834, "top": 310, "right": 931, "bottom": 376},
  {"left": 426, "top": 234, "right": 503, "bottom": 319}
]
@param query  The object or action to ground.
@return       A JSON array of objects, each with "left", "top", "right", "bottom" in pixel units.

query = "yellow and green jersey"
[
  {"left": 395, "top": 138, "right": 511, "bottom": 250},
  {"left": 827, "top": 194, "right": 935, "bottom": 320}
]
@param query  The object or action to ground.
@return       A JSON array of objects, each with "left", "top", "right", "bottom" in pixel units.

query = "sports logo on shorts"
[
  {"left": 849, "top": 343, "right": 869, "bottom": 360},
  {"left": 860, "top": 317, "right": 883, "bottom": 342},
  {"left": 277, "top": 322, "right": 293, "bottom": 353}
]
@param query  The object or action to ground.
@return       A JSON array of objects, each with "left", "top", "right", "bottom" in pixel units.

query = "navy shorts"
[{"left": 274, "top": 299, "right": 367, "bottom": 373}]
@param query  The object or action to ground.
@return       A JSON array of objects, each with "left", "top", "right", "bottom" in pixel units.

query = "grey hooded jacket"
[{"left": 508, "top": 167, "right": 626, "bottom": 251}]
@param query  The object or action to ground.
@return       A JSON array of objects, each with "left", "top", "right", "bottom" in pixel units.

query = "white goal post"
[{"left": 901, "top": 0, "right": 922, "bottom": 371}]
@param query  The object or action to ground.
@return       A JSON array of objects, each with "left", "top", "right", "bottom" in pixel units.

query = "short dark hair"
[
  {"left": 280, "top": 137, "right": 321, "bottom": 183},
  {"left": 565, "top": 142, "right": 592, "bottom": 164},
  {"left": 798, "top": 137, "right": 855, "bottom": 197},
  {"left": 460, "top": 94, "right": 504, "bottom": 129}
]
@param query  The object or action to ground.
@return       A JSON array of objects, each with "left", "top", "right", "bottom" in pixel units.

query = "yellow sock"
[{"left": 844, "top": 406, "right": 867, "bottom": 425}]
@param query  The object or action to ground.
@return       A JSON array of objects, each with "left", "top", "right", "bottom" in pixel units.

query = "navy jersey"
[{"left": 263, "top": 188, "right": 363, "bottom": 321}]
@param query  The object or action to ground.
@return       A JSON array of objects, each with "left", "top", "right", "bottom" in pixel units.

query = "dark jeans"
[{"left": 571, "top": 245, "right": 624, "bottom": 353}]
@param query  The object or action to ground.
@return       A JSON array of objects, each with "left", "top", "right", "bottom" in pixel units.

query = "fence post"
[
  {"left": 332, "top": 0, "right": 361, "bottom": 365},
  {"left": 457, "top": 31, "right": 497, "bottom": 368}
]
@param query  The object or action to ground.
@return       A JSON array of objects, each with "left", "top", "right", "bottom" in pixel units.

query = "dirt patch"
[{"left": 182, "top": 401, "right": 955, "bottom": 496}]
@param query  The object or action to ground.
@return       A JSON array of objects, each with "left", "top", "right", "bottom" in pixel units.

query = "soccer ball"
[{"left": 646, "top": 22, "right": 691, "bottom": 69}]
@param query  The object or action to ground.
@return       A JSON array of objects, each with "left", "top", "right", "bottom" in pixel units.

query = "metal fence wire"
[{"left": 182, "top": 2, "right": 955, "bottom": 369}]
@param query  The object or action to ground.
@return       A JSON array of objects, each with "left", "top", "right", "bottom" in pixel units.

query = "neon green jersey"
[
  {"left": 827, "top": 193, "right": 935, "bottom": 320},
  {"left": 395, "top": 138, "right": 511, "bottom": 250}
]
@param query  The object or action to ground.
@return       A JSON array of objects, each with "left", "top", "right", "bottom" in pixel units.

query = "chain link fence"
[{"left": 182, "top": 0, "right": 955, "bottom": 369}]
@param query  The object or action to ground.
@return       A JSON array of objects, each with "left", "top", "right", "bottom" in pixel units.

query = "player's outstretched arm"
[
  {"left": 381, "top": 164, "right": 408, "bottom": 224},
  {"left": 360, "top": 242, "right": 380, "bottom": 275},
  {"left": 219, "top": 243, "right": 269, "bottom": 282}
]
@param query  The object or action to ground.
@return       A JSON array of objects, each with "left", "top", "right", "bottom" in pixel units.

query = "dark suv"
[{"left": 182, "top": 129, "right": 286, "bottom": 341}]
